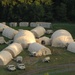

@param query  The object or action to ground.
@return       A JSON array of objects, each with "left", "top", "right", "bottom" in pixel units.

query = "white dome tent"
[
  {"left": 0, "top": 51, "right": 13, "bottom": 65},
  {"left": 3, "top": 43, "right": 23, "bottom": 57},
  {"left": 0, "top": 23, "right": 9, "bottom": 32},
  {"left": 2, "top": 27, "right": 18, "bottom": 39},
  {"left": 14, "top": 30, "right": 36, "bottom": 48},
  {"left": 28, "top": 43, "right": 51, "bottom": 56},
  {"left": 31, "top": 26, "right": 46, "bottom": 38},
  {"left": 51, "top": 29, "right": 74, "bottom": 47},
  {"left": 38, "top": 36, "right": 51, "bottom": 45},
  {"left": 67, "top": 42, "right": 75, "bottom": 53}
]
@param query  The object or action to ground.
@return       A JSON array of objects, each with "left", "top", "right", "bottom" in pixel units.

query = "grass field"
[{"left": 0, "top": 23, "right": 75, "bottom": 75}]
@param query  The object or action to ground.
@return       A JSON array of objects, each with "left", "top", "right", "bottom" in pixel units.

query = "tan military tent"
[
  {"left": 51, "top": 29, "right": 74, "bottom": 47},
  {"left": 46, "top": 30, "right": 53, "bottom": 34},
  {"left": 9, "top": 22, "right": 17, "bottom": 27},
  {"left": 0, "top": 37, "right": 6, "bottom": 44},
  {"left": 31, "top": 26, "right": 46, "bottom": 38},
  {"left": 28, "top": 43, "right": 51, "bottom": 56},
  {"left": 0, "top": 23, "right": 9, "bottom": 32},
  {"left": 30, "top": 22, "right": 37, "bottom": 27},
  {"left": 14, "top": 30, "right": 36, "bottom": 48},
  {"left": 19, "top": 22, "right": 29, "bottom": 27},
  {"left": 2, "top": 27, "right": 18, "bottom": 39},
  {"left": 67, "top": 42, "right": 75, "bottom": 53},
  {"left": 36, "top": 22, "right": 51, "bottom": 28},
  {"left": 37, "top": 36, "right": 51, "bottom": 45},
  {"left": 30, "top": 22, "right": 51, "bottom": 28},
  {"left": 1, "top": 22, "right": 6, "bottom": 25},
  {"left": 3, "top": 43, "right": 23, "bottom": 57},
  {"left": 0, "top": 51, "right": 13, "bottom": 65}
]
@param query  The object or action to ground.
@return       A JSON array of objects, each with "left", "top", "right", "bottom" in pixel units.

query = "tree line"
[{"left": 0, "top": 0, "right": 75, "bottom": 22}]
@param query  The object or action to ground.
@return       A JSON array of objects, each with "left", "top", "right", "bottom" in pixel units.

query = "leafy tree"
[
  {"left": 43, "top": 4, "right": 53, "bottom": 22},
  {"left": 52, "top": 0, "right": 67, "bottom": 22},
  {"left": 1, "top": 0, "right": 75, "bottom": 22},
  {"left": 27, "top": 3, "right": 45, "bottom": 22},
  {"left": 0, "top": 1, "right": 3, "bottom": 21},
  {"left": 55, "top": 3, "right": 67, "bottom": 21},
  {"left": 64, "top": 0, "right": 75, "bottom": 21}
]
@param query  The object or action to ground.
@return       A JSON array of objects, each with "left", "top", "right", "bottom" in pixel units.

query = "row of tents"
[
  {"left": 0, "top": 23, "right": 75, "bottom": 65},
  {"left": 0, "top": 23, "right": 52, "bottom": 65},
  {"left": 1, "top": 22, "right": 51, "bottom": 28}
]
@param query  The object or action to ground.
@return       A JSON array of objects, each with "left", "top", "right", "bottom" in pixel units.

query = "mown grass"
[
  {"left": 0, "top": 23, "right": 75, "bottom": 75},
  {"left": 35, "top": 68, "right": 75, "bottom": 75}
]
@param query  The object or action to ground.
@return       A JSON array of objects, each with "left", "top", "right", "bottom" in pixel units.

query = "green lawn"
[
  {"left": 0, "top": 23, "right": 75, "bottom": 75},
  {"left": 35, "top": 69, "right": 75, "bottom": 75}
]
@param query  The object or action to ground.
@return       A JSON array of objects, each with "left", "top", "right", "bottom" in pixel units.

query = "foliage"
[{"left": 0, "top": 0, "right": 75, "bottom": 22}]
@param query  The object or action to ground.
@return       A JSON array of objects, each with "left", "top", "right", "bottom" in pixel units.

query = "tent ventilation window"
[{"left": 41, "top": 40, "right": 45, "bottom": 45}]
